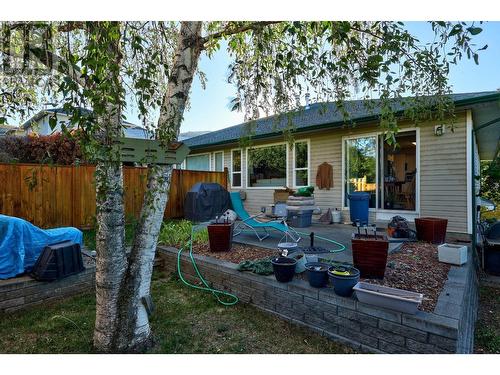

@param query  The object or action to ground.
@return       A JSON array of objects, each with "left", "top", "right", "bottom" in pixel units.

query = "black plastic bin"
[{"left": 31, "top": 241, "right": 85, "bottom": 281}]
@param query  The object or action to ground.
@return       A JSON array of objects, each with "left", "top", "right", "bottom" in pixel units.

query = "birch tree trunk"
[{"left": 93, "top": 21, "right": 203, "bottom": 353}]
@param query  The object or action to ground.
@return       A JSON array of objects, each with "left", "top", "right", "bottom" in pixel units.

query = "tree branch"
[{"left": 201, "top": 21, "right": 281, "bottom": 46}]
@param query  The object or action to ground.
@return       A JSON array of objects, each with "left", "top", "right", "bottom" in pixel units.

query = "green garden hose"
[
  {"left": 177, "top": 224, "right": 346, "bottom": 306},
  {"left": 177, "top": 223, "right": 239, "bottom": 306}
]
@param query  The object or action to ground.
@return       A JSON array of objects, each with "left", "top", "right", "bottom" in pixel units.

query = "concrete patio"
[
  {"left": 232, "top": 220, "right": 369, "bottom": 263},
  {"left": 231, "top": 218, "right": 472, "bottom": 263}
]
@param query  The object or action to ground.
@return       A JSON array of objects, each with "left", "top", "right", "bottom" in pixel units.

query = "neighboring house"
[
  {"left": 22, "top": 108, "right": 152, "bottom": 139},
  {"left": 184, "top": 91, "right": 500, "bottom": 234},
  {"left": 179, "top": 131, "right": 211, "bottom": 141},
  {"left": 0, "top": 124, "right": 23, "bottom": 137}
]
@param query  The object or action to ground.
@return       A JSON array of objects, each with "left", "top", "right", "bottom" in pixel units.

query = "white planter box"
[
  {"left": 353, "top": 282, "right": 423, "bottom": 314},
  {"left": 438, "top": 243, "right": 468, "bottom": 266}
]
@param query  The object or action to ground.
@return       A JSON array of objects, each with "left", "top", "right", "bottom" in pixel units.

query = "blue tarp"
[{"left": 0, "top": 215, "right": 83, "bottom": 279}]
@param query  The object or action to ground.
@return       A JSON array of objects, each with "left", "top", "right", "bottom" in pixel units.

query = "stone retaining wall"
[
  {"left": 0, "top": 266, "right": 95, "bottom": 313},
  {"left": 158, "top": 246, "right": 478, "bottom": 354}
]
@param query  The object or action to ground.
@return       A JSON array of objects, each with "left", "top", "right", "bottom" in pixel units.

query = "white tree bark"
[{"left": 93, "top": 21, "right": 203, "bottom": 352}]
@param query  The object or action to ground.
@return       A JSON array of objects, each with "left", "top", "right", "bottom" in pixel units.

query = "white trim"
[
  {"left": 466, "top": 109, "right": 473, "bottom": 234},
  {"left": 342, "top": 132, "right": 379, "bottom": 209},
  {"left": 341, "top": 128, "right": 421, "bottom": 217},
  {"left": 230, "top": 148, "right": 243, "bottom": 188},
  {"left": 292, "top": 139, "right": 311, "bottom": 188},
  {"left": 246, "top": 141, "right": 289, "bottom": 189},
  {"left": 184, "top": 152, "right": 211, "bottom": 171},
  {"left": 212, "top": 151, "right": 224, "bottom": 172}
]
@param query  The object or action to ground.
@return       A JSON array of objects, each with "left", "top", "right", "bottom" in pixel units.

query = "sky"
[{"left": 165, "top": 21, "right": 500, "bottom": 134}]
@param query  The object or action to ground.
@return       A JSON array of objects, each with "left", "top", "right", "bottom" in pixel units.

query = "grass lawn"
[
  {"left": 0, "top": 272, "right": 354, "bottom": 354},
  {"left": 475, "top": 285, "right": 500, "bottom": 354}
]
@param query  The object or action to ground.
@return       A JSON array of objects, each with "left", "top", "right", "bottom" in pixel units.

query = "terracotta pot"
[
  {"left": 351, "top": 233, "right": 389, "bottom": 279},
  {"left": 207, "top": 223, "right": 234, "bottom": 252},
  {"left": 414, "top": 217, "right": 448, "bottom": 244}
]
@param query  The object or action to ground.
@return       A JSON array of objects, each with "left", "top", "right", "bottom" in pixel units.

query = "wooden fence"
[{"left": 0, "top": 163, "right": 228, "bottom": 229}]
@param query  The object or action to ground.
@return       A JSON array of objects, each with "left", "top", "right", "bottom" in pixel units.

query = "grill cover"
[{"left": 183, "top": 182, "right": 230, "bottom": 222}]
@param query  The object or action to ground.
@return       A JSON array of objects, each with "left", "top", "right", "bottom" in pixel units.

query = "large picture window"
[
  {"left": 294, "top": 141, "right": 309, "bottom": 187},
  {"left": 185, "top": 153, "right": 210, "bottom": 171},
  {"left": 247, "top": 144, "right": 287, "bottom": 188},
  {"left": 231, "top": 149, "right": 242, "bottom": 188}
]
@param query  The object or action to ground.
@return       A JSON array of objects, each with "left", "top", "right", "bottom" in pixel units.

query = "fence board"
[{"left": 0, "top": 163, "right": 228, "bottom": 229}]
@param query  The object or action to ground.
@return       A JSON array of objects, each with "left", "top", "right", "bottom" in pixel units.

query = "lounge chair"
[{"left": 229, "top": 192, "right": 301, "bottom": 242}]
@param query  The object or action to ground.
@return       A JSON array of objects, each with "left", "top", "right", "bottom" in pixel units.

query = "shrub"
[
  {"left": 158, "top": 220, "right": 208, "bottom": 248},
  {"left": 0, "top": 134, "right": 86, "bottom": 165}
]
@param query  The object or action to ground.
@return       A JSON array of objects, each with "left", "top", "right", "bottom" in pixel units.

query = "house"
[
  {"left": 21, "top": 108, "right": 152, "bottom": 139},
  {"left": 183, "top": 91, "right": 500, "bottom": 235},
  {"left": 0, "top": 124, "right": 23, "bottom": 137}
]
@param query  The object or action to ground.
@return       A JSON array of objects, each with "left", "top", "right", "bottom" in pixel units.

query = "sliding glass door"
[
  {"left": 344, "top": 130, "right": 417, "bottom": 212},
  {"left": 344, "top": 136, "right": 377, "bottom": 208}
]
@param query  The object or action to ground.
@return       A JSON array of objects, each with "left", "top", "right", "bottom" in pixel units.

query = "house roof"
[
  {"left": 184, "top": 91, "right": 500, "bottom": 150},
  {"left": 22, "top": 107, "right": 139, "bottom": 129}
]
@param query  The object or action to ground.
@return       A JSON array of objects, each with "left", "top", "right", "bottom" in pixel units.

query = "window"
[
  {"left": 247, "top": 144, "right": 287, "bottom": 188},
  {"left": 185, "top": 153, "right": 210, "bottom": 171},
  {"left": 231, "top": 149, "right": 242, "bottom": 188},
  {"left": 213, "top": 151, "right": 224, "bottom": 172},
  {"left": 344, "top": 136, "right": 377, "bottom": 208},
  {"left": 293, "top": 141, "right": 309, "bottom": 187}
]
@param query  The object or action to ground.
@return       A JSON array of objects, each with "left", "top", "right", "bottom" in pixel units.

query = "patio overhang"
[{"left": 470, "top": 100, "right": 500, "bottom": 160}]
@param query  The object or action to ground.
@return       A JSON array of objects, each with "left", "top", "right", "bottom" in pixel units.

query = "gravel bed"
[
  {"left": 192, "top": 243, "right": 276, "bottom": 264},
  {"left": 361, "top": 242, "right": 450, "bottom": 312}
]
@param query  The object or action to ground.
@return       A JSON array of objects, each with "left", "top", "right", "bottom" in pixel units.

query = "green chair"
[{"left": 229, "top": 192, "right": 301, "bottom": 242}]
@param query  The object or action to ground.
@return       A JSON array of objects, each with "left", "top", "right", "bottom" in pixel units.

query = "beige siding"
[
  {"left": 419, "top": 113, "right": 468, "bottom": 233},
  {"left": 188, "top": 111, "right": 470, "bottom": 233}
]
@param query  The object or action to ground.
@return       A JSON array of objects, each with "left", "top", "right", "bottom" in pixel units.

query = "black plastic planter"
[
  {"left": 305, "top": 262, "right": 329, "bottom": 288},
  {"left": 271, "top": 257, "right": 297, "bottom": 282},
  {"left": 328, "top": 266, "right": 360, "bottom": 297}
]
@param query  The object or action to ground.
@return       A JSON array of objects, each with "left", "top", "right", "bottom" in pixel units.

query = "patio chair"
[{"left": 229, "top": 192, "right": 301, "bottom": 243}]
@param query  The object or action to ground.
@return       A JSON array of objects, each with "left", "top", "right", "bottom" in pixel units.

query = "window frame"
[
  {"left": 212, "top": 151, "right": 224, "bottom": 172},
  {"left": 292, "top": 139, "right": 311, "bottom": 188},
  {"left": 184, "top": 152, "right": 211, "bottom": 171},
  {"left": 230, "top": 148, "right": 243, "bottom": 188},
  {"left": 245, "top": 141, "right": 289, "bottom": 190},
  {"left": 341, "top": 128, "right": 420, "bottom": 214}
]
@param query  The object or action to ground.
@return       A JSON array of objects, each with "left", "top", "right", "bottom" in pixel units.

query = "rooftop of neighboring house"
[
  {"left": 183, "top": 91, "right": 500, "bottom": 151},
  {"left": 178, "top": 131, "right": 211, "bottom": 141},
  {"left": 0, "top": 124, "right": 21, "bottom": 136},
  {"left": 21, "top": 107, "right": 142, "bottom": 130}
]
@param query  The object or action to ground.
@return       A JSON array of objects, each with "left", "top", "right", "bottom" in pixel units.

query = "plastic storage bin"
[
  {"left": 287, "top": 209, "right": 313, "bottom": 228},
  {"left": 348, "top": 192, "right": 370, "bottom": 225}
]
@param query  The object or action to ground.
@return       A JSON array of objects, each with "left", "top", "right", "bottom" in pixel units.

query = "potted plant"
[
  {"left": 327, "top": 266, "right": 360, "bottom": 296},
  {"left": 271, "top": 256, "right": 297, "bottom": 282},
  {"left": 351, "top": 229, "right": 389, "bottom": 279},
  {"left": 305, "top": 262, "right": 329, "bottom": 288}
]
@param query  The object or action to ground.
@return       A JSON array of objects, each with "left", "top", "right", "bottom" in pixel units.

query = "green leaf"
[
  {"left": 467, "top": 27, "right": 483, "bottom": 35},
  {"left": 473, "top": 53, "right": 479, "bottom": 65}
]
